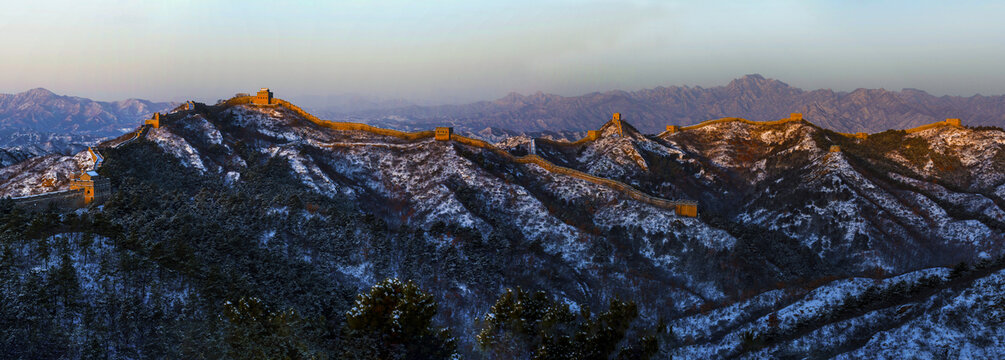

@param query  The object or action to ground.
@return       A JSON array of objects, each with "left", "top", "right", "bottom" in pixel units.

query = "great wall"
[
  {"left": 6, "top": 88, "right": 969, "bottom": 218},
  {"left": 9, "top": 116, "right": 155, "bottom": 211},
  {"left": 234, "top": 89, "right": 700, "bottom": 217},
  {"left": 660, "top": 112, "right": 964, "bottom": 139}
]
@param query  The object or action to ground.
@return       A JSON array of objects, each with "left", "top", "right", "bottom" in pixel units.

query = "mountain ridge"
[
  {"left": 346, "top": 74, "right": 1005, "bottom": 135},
  {"left": 7, "top": 77, "right": 1005, "bottom": 143},
  {"left": 0, "top": 87, "right": 175, "bottom": 137},
  {"left": 1, "top": 95, "right": 1003, "bottom": 358}
]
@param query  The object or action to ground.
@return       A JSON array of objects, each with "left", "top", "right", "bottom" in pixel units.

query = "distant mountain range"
[
  {"left": 346, "top": 74, "right": 1005, "bottom": 134},
  {"left": 0, "top": 88, "right": 174, "bottom": 137},
  {"left": 6, "top": 77, "right": 1005, "bottom": 142}
]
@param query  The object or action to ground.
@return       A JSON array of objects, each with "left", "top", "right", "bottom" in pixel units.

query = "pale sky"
[{"left": 2, "top": 0, "right": 1004, "bottom": 104}]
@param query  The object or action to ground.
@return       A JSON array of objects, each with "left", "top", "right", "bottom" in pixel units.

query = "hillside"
[
  {"left": 0, "top": 97, "right": 1003, "bottom": 359},
  {"left": 343, "top": 75, "right": 1005, "bottom": 135}
]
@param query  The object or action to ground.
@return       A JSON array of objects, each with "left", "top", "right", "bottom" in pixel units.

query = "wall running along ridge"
[
  {"left": 6, "top": 96, "right": 964, "bottom": 217},
  {"left": 666, "top": 115, "right": 962, "bottom": 138},
  {"left": 9, "top": 121, "right": 151, "bottom": 211},
  {"left": 233, "top": 95, "right": 700, "bottom": 216},
  {"left": 679, "top": 116, "right": 805, "bottom": 131}
]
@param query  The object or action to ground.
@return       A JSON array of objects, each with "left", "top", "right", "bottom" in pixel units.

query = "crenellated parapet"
[
  {"left": 10, "top": 190, "right": 86, "bottom": 211},
  {"left": 830, "top": 118, "right": 965, "bottom": 138},
  {"left": 662, "top": 112, "right": 807, "bottom": 135},
  {"left": 903, "top": 118, "right": 963, "bottom": 134}
]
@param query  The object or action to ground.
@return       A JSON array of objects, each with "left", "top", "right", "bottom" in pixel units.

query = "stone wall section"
[{"left": 243, "top": 95, "right": 701, "bottom": 216}]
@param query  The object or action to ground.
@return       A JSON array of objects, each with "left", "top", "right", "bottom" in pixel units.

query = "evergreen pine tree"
[{"left": 344, "top": 278, "right": 456, "bottom": 359}]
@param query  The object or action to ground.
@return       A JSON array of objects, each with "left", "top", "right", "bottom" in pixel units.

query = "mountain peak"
[
  {"left": 23, "top": 88, "right": 56, "bottom": 97},
  {"left": 598, "top": 115, "right": 644, "bottom": 139},
  {"left": 495, "top": 91, "right": 562, "bottom": 106},
  {"left": 0, "top": 88, "right": 174, "bottom": 136},
  {"left": 726, "top": 74, "right": 789, "bottom": 89}
]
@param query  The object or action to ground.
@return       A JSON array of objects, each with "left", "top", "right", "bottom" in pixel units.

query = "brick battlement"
[
  {"left": 903, "top": 118, "right": 963, "bottom": 134},
  {"left": 677, "top": 115, "right": 806, "bottom": 132}
]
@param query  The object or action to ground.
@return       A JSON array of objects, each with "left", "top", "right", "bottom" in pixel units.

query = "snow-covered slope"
[{"left": 3, "top": 100, "right": 1003, "bottom": 358}]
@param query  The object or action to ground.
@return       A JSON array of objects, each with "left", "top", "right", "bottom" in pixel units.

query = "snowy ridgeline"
[
  {"left": 670, "top": 267, "right": 1005, "bottom": 359},
  {"left": 1, "top": 101, "right": 1003, "bottom": 357}
]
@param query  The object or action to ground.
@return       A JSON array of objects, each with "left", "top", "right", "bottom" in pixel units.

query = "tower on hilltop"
[
  {"left": 435, "top": 127, "right": 453, "bottom": 141},
  {"left": 253, "top": 88, "right": 274, "bottom": 105},
  {"left": 611, "top": 113, "right": 624, "bottom": 137}
]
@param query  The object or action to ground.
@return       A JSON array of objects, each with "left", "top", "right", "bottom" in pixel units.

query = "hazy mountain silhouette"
[
  {"left": 0, "top": 88, "right": 174, "bottom": 136},
  {"left": 353, "top": 74, "right": 1005, "bottom": 134}
]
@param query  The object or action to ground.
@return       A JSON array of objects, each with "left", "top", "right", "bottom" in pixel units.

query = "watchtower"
[
  {"left": 790, "top": 113, "right": 803, "bottom": 121},
  {"left": 144, "top": 112, "right": 161, "bottom": 128},
  {"left": 855, "top": 132, "right": 868, "bottom": 139},
  {"left": 253, "top": 88, "right": 274, "bottom": 105},
  {"left": 829, "top": 145, "right": 841, "bottom": 153},
  {"left": 435, "top": 127, "right": 453, "bottom": 141},
  {"left": 586, "top": 130, "right": 601, "bottom": 141},
  {"left": 945, "top": 118, "right": 962, "bottom": 127},
  {"left": 69, "top": 171, "right": 111, "bottom": 205},
  {"left": 665, "top": 125, "right": 679, "bottom": 134},
  {"left": 611, "top": 113, "right": 624, "bottom": 137},
  {"left": 675, "top": 203, "right": 698, "bottom": 217}
]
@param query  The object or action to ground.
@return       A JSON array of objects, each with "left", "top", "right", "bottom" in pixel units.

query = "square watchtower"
[
  {"left": 69, "top": 171, "right": 111, "bottom": 205},
  {"left": 253, "top": 88, "right": 274, "bottom": 105},
  {"left": 435, "top": 127, "right": 453, "bottom": 141}
]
